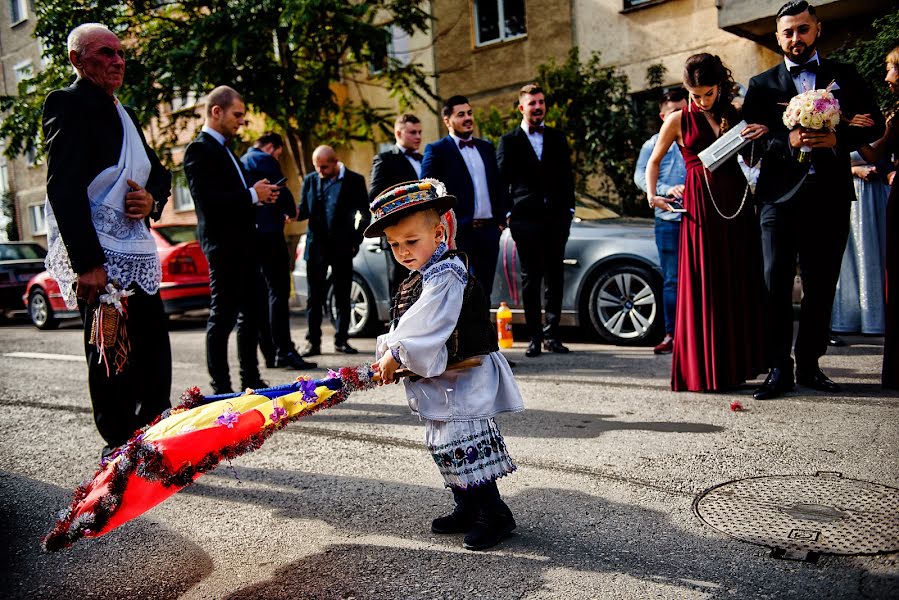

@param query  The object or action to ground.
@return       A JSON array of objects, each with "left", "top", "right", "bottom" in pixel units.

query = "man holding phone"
[
  {"left": 634, "top": 89, "right": 688, "bottom": 354},
  {"left": 241, "top": 132, "right": 316, "bottom": 371}
]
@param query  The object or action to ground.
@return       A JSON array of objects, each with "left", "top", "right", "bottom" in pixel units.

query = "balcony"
[{"left": 717, "top": 0, "right": 896, "bottom": 52}]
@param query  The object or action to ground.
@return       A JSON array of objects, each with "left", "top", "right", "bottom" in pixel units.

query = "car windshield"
[
  {"left": 0, "top": 243, "right": 47, "bottom": 261},
  {"left": 154, "top": 226, "right": 198, "bottom": 245}
]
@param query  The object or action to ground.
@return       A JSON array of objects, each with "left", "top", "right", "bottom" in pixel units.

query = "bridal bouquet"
[{"left": 782, "top": 84, "right": 841, "bottom": 163}]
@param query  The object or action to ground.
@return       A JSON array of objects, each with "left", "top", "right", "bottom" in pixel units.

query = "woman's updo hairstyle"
[{"left": 683, "top": 53, "right": 740, "bottom": 134}]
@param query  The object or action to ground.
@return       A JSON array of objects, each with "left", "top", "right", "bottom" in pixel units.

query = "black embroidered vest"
[{"left": 390, "top": 250, "right": 498, "bottom": 363}]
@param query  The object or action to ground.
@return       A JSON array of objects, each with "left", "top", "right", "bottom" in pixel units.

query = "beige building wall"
[{"left": 574, "top": 0, "right": 780, "bottom": 93}]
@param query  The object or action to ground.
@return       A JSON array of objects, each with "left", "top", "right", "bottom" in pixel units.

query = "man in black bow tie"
[
  {"left": 421, "top": 96, "right": 510, "bottom": 302},
  {"left": 497, "top": 84, "right": 575, "bottom": 357},
  {"left": 742, "top": 1, "right": 884, "bottom": 400},
  {"left": 369, "top": 114, "right": 425, "bottom": 296}
]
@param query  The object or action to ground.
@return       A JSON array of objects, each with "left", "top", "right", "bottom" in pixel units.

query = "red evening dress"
[{"left": 671, "top": 103, "right": 766, "bottom": 391}]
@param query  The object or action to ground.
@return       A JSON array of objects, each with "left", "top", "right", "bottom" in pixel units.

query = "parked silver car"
[{"left": 292, "top": 217, "right": 663, "bottom": 345}]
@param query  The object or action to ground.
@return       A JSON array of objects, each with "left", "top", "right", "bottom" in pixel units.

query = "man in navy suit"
[
  {"left": 421, "top": 96, "right": 510, "bottom": 302},
  {"left": 369, "top": 113, "right": 424, "bottom": 297},
  {"left": 241, "top": 132, "right": 315, "bottom": 371},
  {"left": 184, "top": 86, "right": 281, "bottom": 394},
  {"left": 298, "top": 145, "right": 370, "bottom": 356},
  {"left": 742, "top": 1, "right": 884, "bottom": 399},
  {"left": 497, "top": 84, "right": 575, "bottom": 357}
]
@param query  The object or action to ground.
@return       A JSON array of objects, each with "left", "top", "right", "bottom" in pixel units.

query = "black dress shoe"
[
  {"left": 212, "top": 385, "right": 234, "bottom": 395},
  {"left": 525, "top": 339, "right": 541, "bottom": 358},
  {"left": 334, "top": 342, "right": 359, "bottom": 354},
  {"left": 241, "top": 378, "right": 270, "bottom": 391},
  {"left": 302, "top": 343, "right": 321, "bottom": 357},
  {"left": 276, "top": 351, "right": 317, "bottom": 370},
  {"left": 797, "top": 367, "right": 841, "bottom": 392},
  {"left": 543, "top": 339, "right": 570, "bottom": 353},
  {"left": 753, "top": 367, "right": 795, "bottom": 400},
  {"left": 263, "top": 357, "right": 276, "bottom": 369},
  {"left": 828, "top": 334, "right": 847, "bottom": 347}
]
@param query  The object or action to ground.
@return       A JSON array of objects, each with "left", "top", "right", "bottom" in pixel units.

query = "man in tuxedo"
[
  {"left": 184, "top": 86, "right": 281, "bottom": 394},
  {"left": 369, "top": 113, "right": 424, "bottom": 297},
  {"left": 742, "top": 1, "right": 884, "bottom": 399},
  {"left": 43, "top": 23, "right": 172, "bottom": 458},
  {"left": 241, "top": 132, "right": 316, "bottom": 371},
  {"left": 497, "top": 84, "right": 575, "bottom": 357},
  {"left": 298, "top": 145, "right": 370, "bottom": 356},
  {"left": 421, "top": 95, "right": 509, "bottom": 302}
]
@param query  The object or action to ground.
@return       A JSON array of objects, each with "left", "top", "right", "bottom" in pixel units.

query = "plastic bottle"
[{"left": 496, "top": 302, "right": 513, "bottom": 348}]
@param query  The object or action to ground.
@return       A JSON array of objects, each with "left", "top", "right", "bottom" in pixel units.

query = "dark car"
[
  {"left": 22, "top": 224, "right": 211, "bottom": 330},
  {"left": 1, "top": 242, "right": 48, "bottom": 318},
  {"left": 293, "top": 217, "right": 664, "bottom": 345}
]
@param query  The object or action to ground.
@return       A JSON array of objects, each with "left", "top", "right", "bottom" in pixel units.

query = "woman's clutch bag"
[{"left": 698, "top": 120, "right": 749, "bottom": 171}]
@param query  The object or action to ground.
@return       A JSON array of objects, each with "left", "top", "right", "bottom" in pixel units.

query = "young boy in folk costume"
[{"left": 367, "top": 179, "right": 524, "bottom": 551}]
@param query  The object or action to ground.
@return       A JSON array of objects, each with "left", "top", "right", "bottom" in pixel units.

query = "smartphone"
[
  {"left": 272, "top": 176, "right": 287, "bottom": 186},
  {"left": 666, "top": 197, "right": 687, "bottom": 213}
]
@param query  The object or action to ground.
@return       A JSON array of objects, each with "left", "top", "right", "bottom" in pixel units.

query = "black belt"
[{"left": 470, "top": 219, "right": 493, "bottom": 228}]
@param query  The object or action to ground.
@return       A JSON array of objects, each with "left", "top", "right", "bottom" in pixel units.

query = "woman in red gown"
[{"left": 646, "top": 53, "right": 768, "bottom": 392}]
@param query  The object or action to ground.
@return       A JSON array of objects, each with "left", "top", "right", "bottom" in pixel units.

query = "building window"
[
  {"left": 9, "top": 0, "right": 28, "bottom": 25},
  {"left": 473, "top": 0, "right": 526, "bottom": 47},
  {"left": 0, "top": 143, "right": 8, "bottom": 195},
  {"left": 13, "top": 60, "right": 33, "bottom": 85},
  {"left": 172, "top": 172, "right": 194, "bottom": 211},
  {"left": 370, "top": 24, "right": 413, "bottom": 75},
  {"left": 623, "top": 0, "right": 666, "bottom": 10},
  {"left": 29, "top": 203, "right": 46, "bottom": 235}
]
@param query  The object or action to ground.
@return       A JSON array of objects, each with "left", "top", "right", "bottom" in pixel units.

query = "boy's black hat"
[{"left": 364, "top": 179, "right": 457, "bottom": 238}]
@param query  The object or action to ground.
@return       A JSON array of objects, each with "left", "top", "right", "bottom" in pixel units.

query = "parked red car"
[{"left": 23, "top": 224, "right": 210, "bottom": 329}]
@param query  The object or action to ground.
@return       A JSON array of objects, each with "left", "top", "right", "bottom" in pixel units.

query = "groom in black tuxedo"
[
  {"left": 184, "top": 86, "right": 282, "bottom": 394},
  {"left": 742, "top": 1, "right": 883, "bottom": 399},
  {"left": 497, "top": 84, "right": 575, "bottom": 357}
]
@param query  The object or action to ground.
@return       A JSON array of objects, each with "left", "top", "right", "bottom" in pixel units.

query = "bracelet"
[{"left": 390, "top": 346, "right": 402, "bottom": 366}]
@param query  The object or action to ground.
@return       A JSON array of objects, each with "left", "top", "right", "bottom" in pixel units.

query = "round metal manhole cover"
[{"left": 693, "top": 472, "right": 899, "bottom": 555}]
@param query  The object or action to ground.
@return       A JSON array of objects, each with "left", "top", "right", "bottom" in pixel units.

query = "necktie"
[
  {"left": 789, "top": 61, "right": 819, "bottom": 77},
  {"left": 404, "top": 149, "right": 422, "bottom": 161},
  {"left": 529, "top": 125, "right": 545, "bottom": 135},
  {"left": 458, "top": 139, "right": 476, "bottom": 149}
]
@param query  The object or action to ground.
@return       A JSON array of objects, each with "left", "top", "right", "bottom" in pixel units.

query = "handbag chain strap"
[{"left": 701, "top": 141, "right": 753, "bottom": 221}]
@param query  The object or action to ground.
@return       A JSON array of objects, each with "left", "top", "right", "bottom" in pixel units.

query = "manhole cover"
[{"left": 693, "top": 472, "right": 899, "bottom": 556}]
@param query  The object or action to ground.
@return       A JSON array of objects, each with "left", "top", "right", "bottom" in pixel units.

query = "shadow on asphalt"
[
  {"left": 173, "top": 466, "right": 898, "bottom": 600},
  {"left": 0, "top": 470, "right": 213, "bottom": 600},
  {"left": 305, "top": 401, "right": 725, "bottom": 438}
]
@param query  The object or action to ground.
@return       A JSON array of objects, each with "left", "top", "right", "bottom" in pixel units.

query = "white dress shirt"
[
  {"left": 397, "top": 144, "right": 422, "bottom": 178},
  {"left": 449, "top": 132, "right": 492, "bottom": 220},
  {"left": 520, "top": 119, "right": 544, "bottom": 161},
  {"left": 784, "top": 52, "right": 819, "bottom": 94},
  {"left": 202, "top": 125, "right": 259, "bottom": 204}
]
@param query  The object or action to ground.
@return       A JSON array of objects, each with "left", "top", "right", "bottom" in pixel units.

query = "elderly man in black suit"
[
  {"left": 497, "top": 84, "right": 575, "bottom": 358},
  {"left": 184, "top": 86, "right": 281, "bottom": 395},
  {"left": 298, "top": 145, "right": 371, "bottom": 356},
  {"left": 421, "top": 95, "right": 509, "bottom": 302},
  {"left": 369, "top": 113, "right": 424, "bottom": 297},
  {"left": 742, "top": 1, "right": 884, "bottom": 400},
  {"left": 42, "top": 23, "right": 172, "bottom": 458}
]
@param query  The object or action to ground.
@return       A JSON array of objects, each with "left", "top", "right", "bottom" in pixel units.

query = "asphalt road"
[{"left": 1, "top": 314, "right": 897, "bottom": 599}]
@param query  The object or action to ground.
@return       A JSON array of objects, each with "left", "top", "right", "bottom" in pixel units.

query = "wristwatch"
[{"left": 151, "top": 198, "right": 161, "bottom": 217}]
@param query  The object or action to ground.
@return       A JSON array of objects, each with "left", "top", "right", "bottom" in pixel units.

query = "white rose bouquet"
[{"left": 782, "top": 84, "right": 841, "bottom": 163}]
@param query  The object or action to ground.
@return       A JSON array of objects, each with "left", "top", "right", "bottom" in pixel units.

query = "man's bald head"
[{"left": 312, "top": 145, "right": 339, "bottom": 179}]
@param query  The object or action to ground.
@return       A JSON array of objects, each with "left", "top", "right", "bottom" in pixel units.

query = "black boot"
[
  {"left": 462, "top": 481, "right": 516, "bottom": 551},
  {"left": 431, "top": 486, "right": 476, "bottom": 534}
]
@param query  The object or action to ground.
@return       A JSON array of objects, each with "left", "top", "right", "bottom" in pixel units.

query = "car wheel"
[
  {"left": 587, "top": 264, "right": 662, "bottom": 345},
  {"left": 328, "top": 273, "right": 377, "bottom": 337},
  {"left": 29, "top": 288, "right": 59, "bottom": 330}
]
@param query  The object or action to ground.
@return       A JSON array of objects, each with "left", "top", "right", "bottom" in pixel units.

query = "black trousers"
[
  {"left": 206, "top": 255, "right": 261, "bottom": 391},
  {"left": 759, "top": 179, "right": 851, "bottom": 372},
  {"left": 510, "top": 219, "right": 571, "bottom": 341},
  {"left": 79, "top": 289, "right": 171, "bottom": 450},
  {"left": 455, "top": 222, "right": 501, "bottom": 304},
  {"left": 305, "top": 247, "right": 353, "bottom": 346},
  {"left": 256, "top": 234, "right": 296, "bottom": 361}
]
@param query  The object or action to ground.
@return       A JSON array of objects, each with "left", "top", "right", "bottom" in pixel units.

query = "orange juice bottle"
[{"left": 496, "top": 302, "right": 513, "bottom": 348}]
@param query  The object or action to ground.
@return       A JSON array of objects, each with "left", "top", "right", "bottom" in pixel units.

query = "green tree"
[
  {"left": 831, "top": 7, "right": 899, "bottom": 113},
  {"left": 0, "top": 0, "right": 435, "bottom": 175}
]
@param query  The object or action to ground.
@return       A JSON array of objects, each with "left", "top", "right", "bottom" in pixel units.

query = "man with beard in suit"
[
  {"left": 184, "top": 86, "right": 281, "bottom": 394},
  {"left": 497, "top": 84, "right": 575, "bottom": 358},
  {"left": 369, "top": 113, "right": 424, "bottom": 297},
  {"left": 421, "top": 96, "right": 509, "bottom": 303},
  {"left": 742, "top": 1, "right": 884, "bottom": 400}
]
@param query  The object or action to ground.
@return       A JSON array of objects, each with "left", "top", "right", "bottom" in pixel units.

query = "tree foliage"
[
  {"left": 0, "top": 0, "right": 436, "bottom": 174},
  {"left": 831, "top": 7, "right": 899, "bottom": 114}
]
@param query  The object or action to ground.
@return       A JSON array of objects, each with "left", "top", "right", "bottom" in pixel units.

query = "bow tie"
[
  {"left": 529, "top": 125, "right": 545, "bottom": 135},
  {"left": 789, "top": 60, "right": 819, "bottom": 77},
  {"left": 458, "top": 139, "right": 476, "bottom": 149},
  {"left": 404, "top": 149, "right": 422, "bottom": 161}
]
